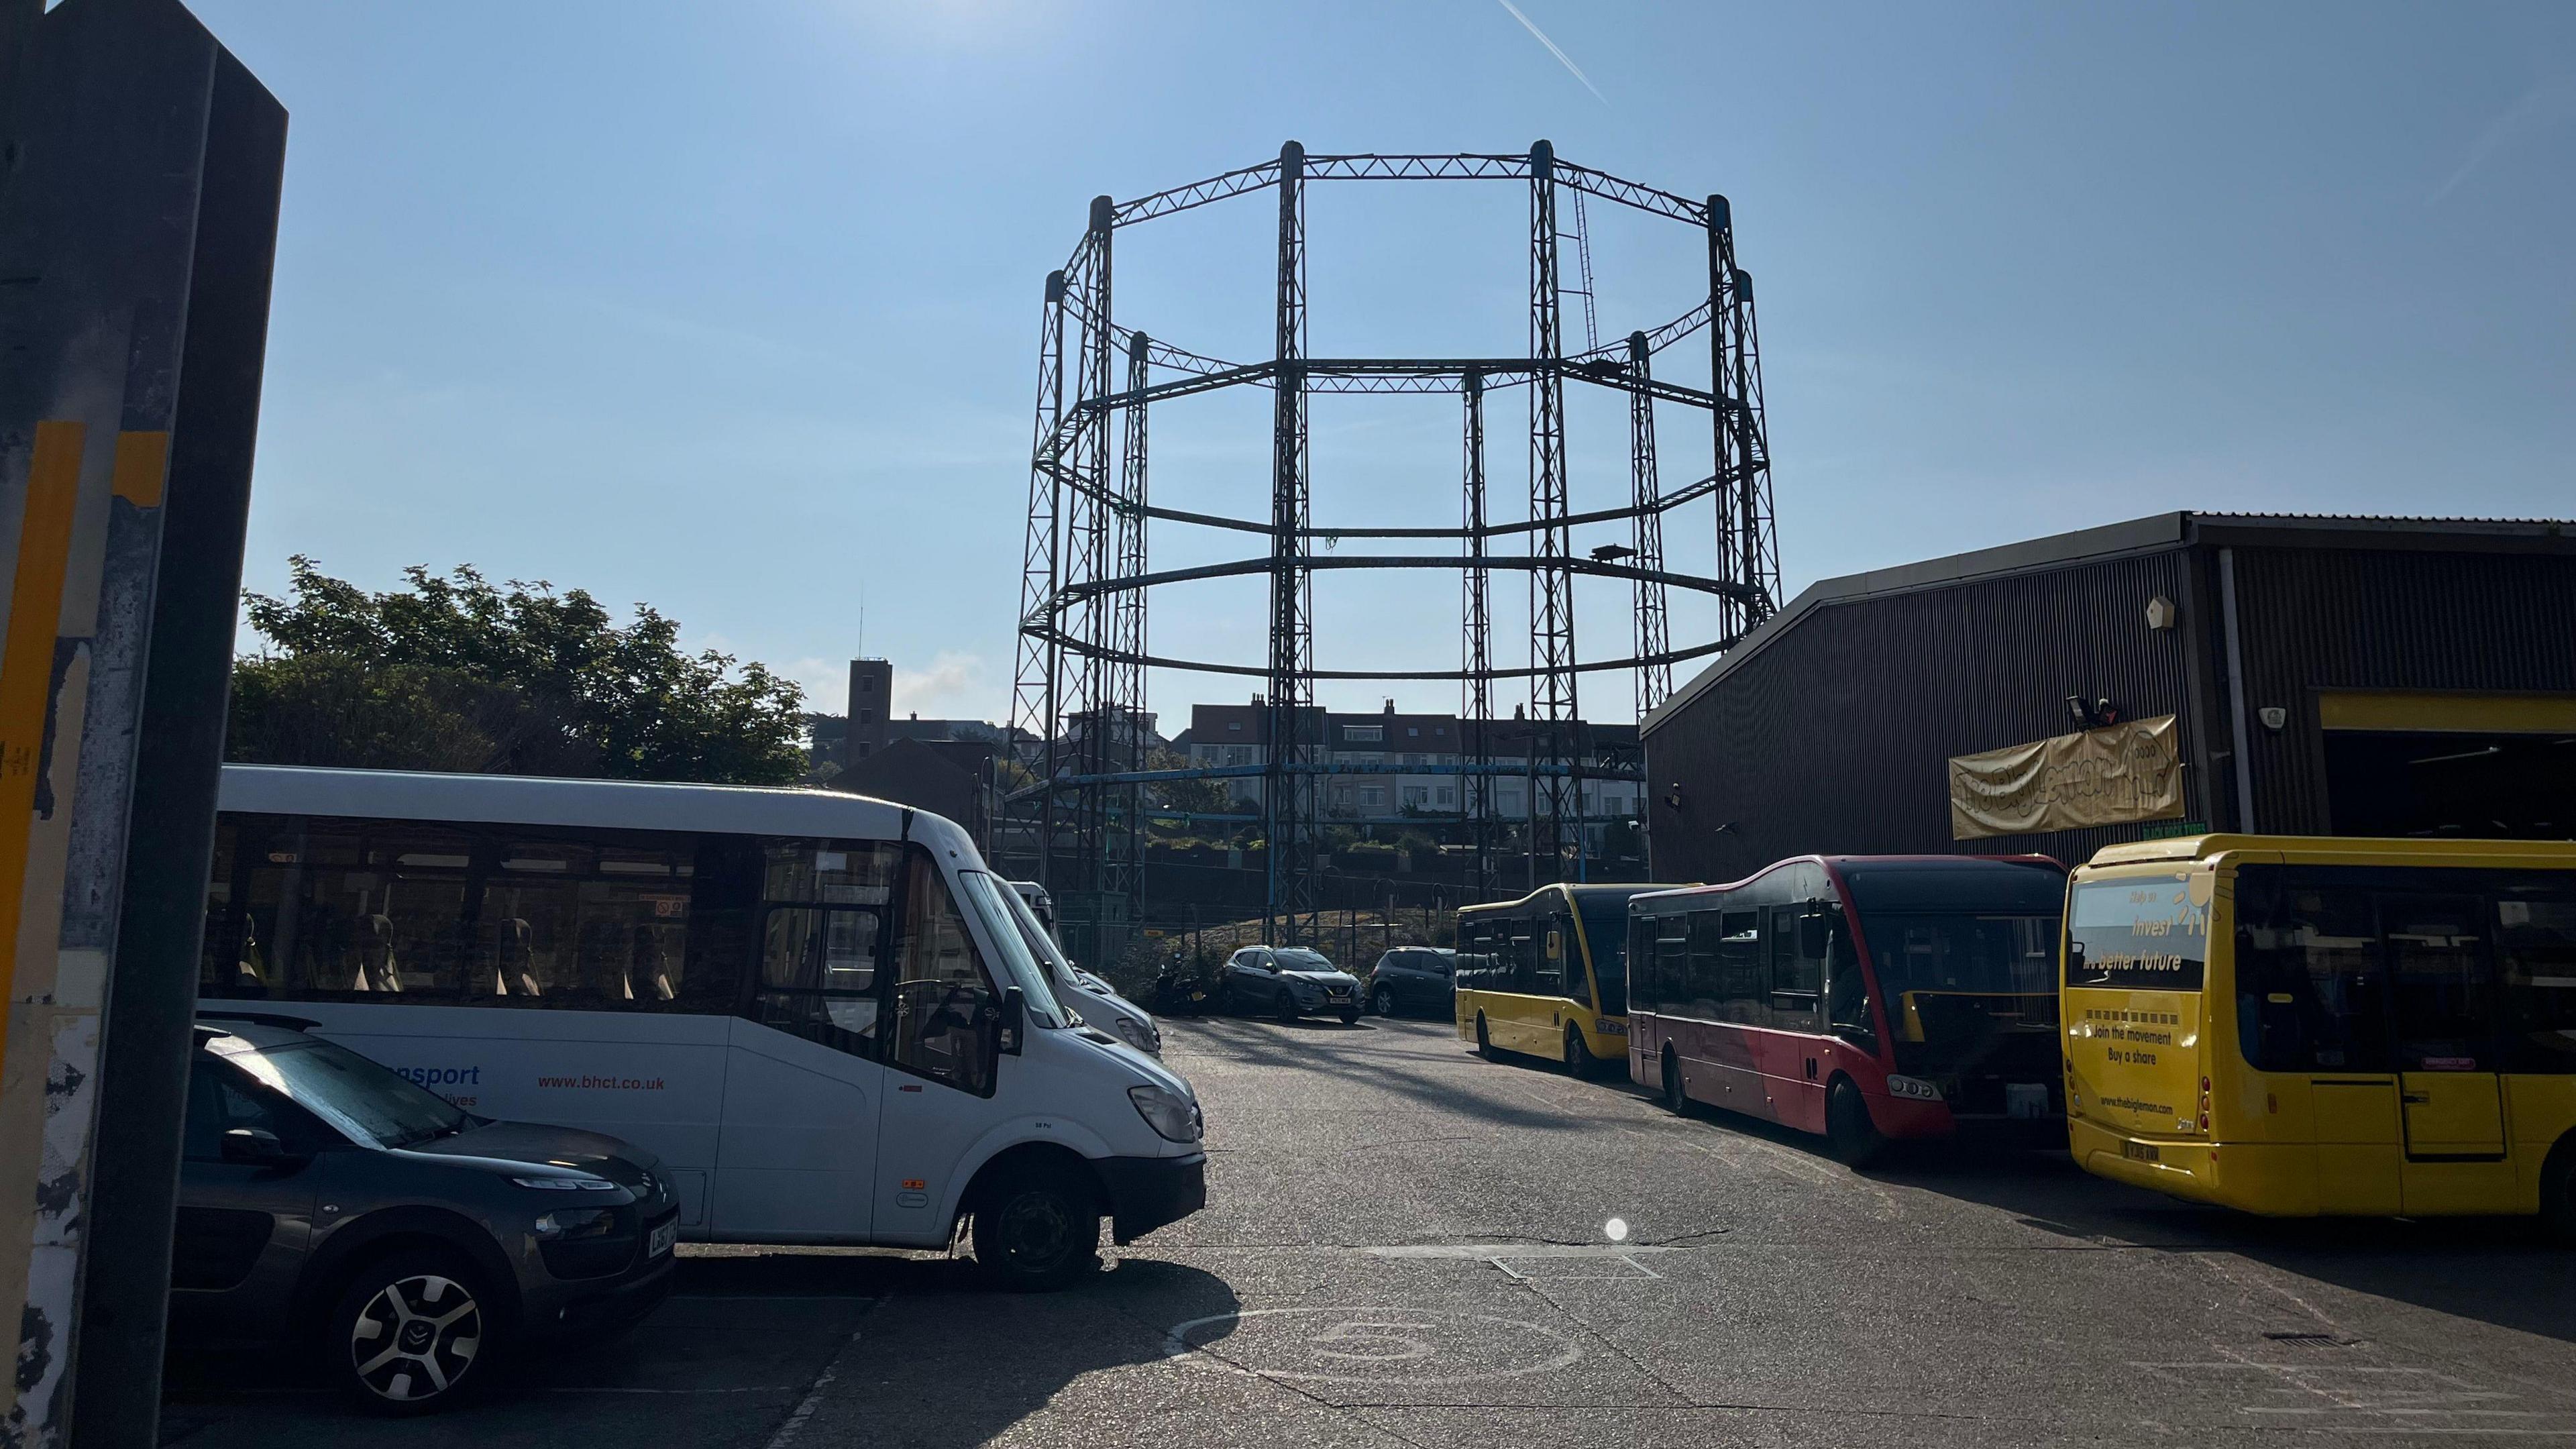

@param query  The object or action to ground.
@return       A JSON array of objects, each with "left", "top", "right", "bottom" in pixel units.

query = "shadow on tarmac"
[
  {"left": 1626, "top": 1083, "right": 2576, "bottom": 1348},
  {"left": 160, "top": 1249, "right": 1242, "bottom": 1446},
  {"left": 1175, "top": 1016, "right": 1591, "bottom": 1134}
]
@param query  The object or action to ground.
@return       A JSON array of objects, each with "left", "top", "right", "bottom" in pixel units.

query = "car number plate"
[
  {"left": 2121, "top": 1140, "right": 2160, "bottom": 1163},
  {"left": 648, "top": 1218, "right": 678, "bottom": 1257}
]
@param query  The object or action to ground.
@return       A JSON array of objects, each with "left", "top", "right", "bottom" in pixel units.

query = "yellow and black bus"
[
  {"left": 2065, "top": 833, "right": 2576, "bottom": 1233},
  {"left": 1454, "top": 883, "right": 1685, "bottom": 1076}
]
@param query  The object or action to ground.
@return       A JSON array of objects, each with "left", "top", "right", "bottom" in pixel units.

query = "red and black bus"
[{"left": 1624, "top": 855, "right": 2067, "bottom": 1162}]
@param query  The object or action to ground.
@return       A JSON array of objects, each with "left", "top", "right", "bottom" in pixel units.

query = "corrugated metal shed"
[{"left": 1641, "top": 511, "right": 2576, "bottom": 884}]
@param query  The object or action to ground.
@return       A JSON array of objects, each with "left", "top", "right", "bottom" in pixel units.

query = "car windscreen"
[
  {"left": 991, "top": 876, "right": 1086, "bottom": 1025},
  {"left": 1274, "top": 949, "right": 1336, "bottom": 973},
  {"left": 958, "top": 871, "right": 1070, "bottom": 1028},
  {"left": 227, "top": 1038, "right": 474, "bottom": 1150}
]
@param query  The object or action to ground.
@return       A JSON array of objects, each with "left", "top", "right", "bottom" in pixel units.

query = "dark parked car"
[
  {"left": 1219, "top": 946, "right": 1360, "bottom": 1023},
  {"left": 1363, "top": 947, "right": 1456, "bottom": 1017},
  {"left": 172, "top": 1016, "right": 679, "bottom": 1413}
]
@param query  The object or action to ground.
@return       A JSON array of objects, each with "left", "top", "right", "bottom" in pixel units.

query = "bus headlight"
[
  {"left": 1128, "top": 1084, "right": 1202, "bottom": 1143},
  {"left": 1884, "top": 1075, "right": 1944, "bottom": 1103}
]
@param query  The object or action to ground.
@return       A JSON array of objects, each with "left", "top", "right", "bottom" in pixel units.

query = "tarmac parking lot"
[{"left": 162, "top": 1013, "right": 2576, "bottom": 1448}]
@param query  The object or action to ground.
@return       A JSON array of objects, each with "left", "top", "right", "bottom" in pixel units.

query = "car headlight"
[
  {"left": 1113, "top": 1016, "right": 1157, "bottom": 1053},
  {"left": 1128, "top": 1084, "right": 1202, "bottom": 1143},
  {"left": 1884, "top": 1074, "right": 1945, "bottom": 1102}
]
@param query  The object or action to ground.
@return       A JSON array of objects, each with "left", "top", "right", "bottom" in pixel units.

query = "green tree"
[{"left": 227, "top": 556, "right": 808, "bottom": 784}]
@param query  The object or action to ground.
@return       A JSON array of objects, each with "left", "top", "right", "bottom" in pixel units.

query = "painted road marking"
[{"left": 1165, "top": 1306, "right": 1584, "bottom": 1386}]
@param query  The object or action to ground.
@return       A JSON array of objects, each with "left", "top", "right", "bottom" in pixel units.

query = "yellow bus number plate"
[{"left": 2122, "top": 1140, "right": 2161, "bottom": 1163}]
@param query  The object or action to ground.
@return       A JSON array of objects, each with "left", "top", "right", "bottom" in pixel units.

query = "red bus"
[{"left": 1624, "top": 855, "right": 2067, "bottom": 1163}]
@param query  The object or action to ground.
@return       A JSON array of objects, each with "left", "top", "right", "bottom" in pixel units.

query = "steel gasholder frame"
[{"left": 1005, "top": 142, "right": 1780, "bottom": 957}]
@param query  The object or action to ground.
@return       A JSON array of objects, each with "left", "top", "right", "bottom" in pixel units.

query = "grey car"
[
  {"left": 1220, "top": 946, "right": 1361, "bottom": 1023},
  {"left": 172, "top": 1016, "right": 679, "bottom": 1413},
  {"left": 1363, "top": 947, "right": 1456, "bottom": 1017}
]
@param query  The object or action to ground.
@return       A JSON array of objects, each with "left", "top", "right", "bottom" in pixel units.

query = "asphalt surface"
[{"left": 162, "top": 1013, "right": 2576, "bottom": 1448}]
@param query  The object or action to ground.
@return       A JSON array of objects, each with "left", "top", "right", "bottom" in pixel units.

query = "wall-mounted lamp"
[
  {"left": 2145, "top": 595, "right": 2178, "bottom": 631},
  {"left": 2257, "top": 706, "right": 2288, "bottom": 732},
  {"left": 2066, "top": 696, "right": 2123, "bottom": 729},
  {"left": 1662, "top": 782, "right": 1686, "bottom": 810}
]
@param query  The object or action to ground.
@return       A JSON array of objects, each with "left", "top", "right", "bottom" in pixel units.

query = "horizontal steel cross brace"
[
  {"left": 1142, "top": 472, "right": 1721, "bottom": 540},
  {"left": 1081, "top": 358, "right": 1724, "bottom": 411},
  {"left": 1014, "top": 627, "right": 1733, "bottom": 683},
  {"left": 1052, "top": 551, "right": 1763, "bottom": 606},
  {"left": 1005, "top": 759, "right": 1646, "bottom": 802}
]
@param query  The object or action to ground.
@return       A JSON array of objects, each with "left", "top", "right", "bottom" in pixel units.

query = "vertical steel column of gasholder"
[
  {"left": 1705, "top": 194, "right": 1751, "bottom": 641},
  {"left": 1068, "top": 195, "right": 1117, "bottom": 962},
  {"left": 1627, "top": 331, "right": 1672, "bottom": 720},
  {"left": 1263, "top": 141, "right": 1311, "bottom": 945},
  {"left": 1010, "top": 269, "right": 1071, "bottom": 882},
  {"left": 1460, "top": 371, "right": 1495, "bottom": 902},
  {"left": 1728, "top": 267, "right": 1782, "bottom": 621},
  {"left": 1527, "top": 140, "right": 1576, "bottom": 881},
  {"left": 1110, "top": 329, "right": 1150, "bottom": 932}
]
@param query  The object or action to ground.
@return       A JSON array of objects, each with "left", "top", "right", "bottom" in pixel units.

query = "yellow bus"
[
  {"left": 1454, "top": 883, "right": 1684, "bottom": 1077},
  {"left": 2063, "top": 833, "right": 2576, "bottom": 1234}
]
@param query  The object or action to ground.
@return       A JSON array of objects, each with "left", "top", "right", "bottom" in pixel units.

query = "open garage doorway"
[{"left": 2320, "top": 692, "right": 2576, "bottom": 840}]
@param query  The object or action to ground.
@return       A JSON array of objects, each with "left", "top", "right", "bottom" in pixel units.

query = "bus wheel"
[
  {"left": 971, "top": 1165, "right": 1102, "bottom": 1291},
  {"left": 1826, "top": 1079, "right": 1886, "bottom": 1168},
  {"left": 2542, "top": 1141, "right": 2576, "bottom": 1244},
  {"left": 1475, "top": 1014, "right": 1497, "bottom": 1061},
  {"left": 1660, "top": 1050, "right": 1688, "bottom": 1116},
  {"left": 1563, "top": 1023, "right": 1594, "bottom": 1079}
]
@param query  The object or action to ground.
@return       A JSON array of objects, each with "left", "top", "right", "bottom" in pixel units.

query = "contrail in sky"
[{"left": 1496, "top": 0, "right": 1609, "bottom": 107}]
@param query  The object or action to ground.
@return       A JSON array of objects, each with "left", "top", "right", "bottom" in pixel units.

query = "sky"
[{"left": 191, "top": 1, "right": 2576, "bottom": 729}]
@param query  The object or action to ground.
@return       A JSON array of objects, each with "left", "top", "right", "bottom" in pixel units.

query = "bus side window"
[
  {"left": 1719, "top": 910, "right": 1764, "bottom": 1027},
  {"left": 1656, "top": 915, "right": 1688, "bottom": 1016},
  {"left": 1685, "top": 910, "right": 1726, "bottom": 1020},
  {"left": 227, "top": 816, "right": 476, "bottom": 1003},
  {"left": 2498, "top": 890, "right": 2576, "bottom": 1074},
  {"left": 2233, "top": 869, "right": 2389, "bottom": 1073},
  {"left": 1766, "top": 904, "right": 1821, "bottom": 1030},
  {"left": 888, "top": 852, "right": 998, "bottom": 1095},
  {"left": 2381, "top": 892, "right": 2493, "bottom": 1071}
]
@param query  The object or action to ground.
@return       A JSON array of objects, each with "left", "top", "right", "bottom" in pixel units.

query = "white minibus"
[{"left": 197, "top": 765, "right": 1206, "bottom": 1289}]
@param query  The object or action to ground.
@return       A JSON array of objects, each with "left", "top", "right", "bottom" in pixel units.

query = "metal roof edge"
[{"left": 1644, "top": 512, "right": 2192, "bottom": 736}]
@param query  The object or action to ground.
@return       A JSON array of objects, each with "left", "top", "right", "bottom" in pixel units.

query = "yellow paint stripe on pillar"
[
  {"left": 110, "top": 429, "right": 170, "bottom": 507},
  {"left": 0, "top": 420, "right": 87, "bottom": 1085}
]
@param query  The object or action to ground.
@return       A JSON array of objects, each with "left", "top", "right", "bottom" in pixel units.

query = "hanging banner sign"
[{"left": 1949, "top": 714, "right": 2186, "bottom": 841}]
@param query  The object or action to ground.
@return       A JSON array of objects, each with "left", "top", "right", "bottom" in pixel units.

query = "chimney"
[{"left": 1383, "top": 698, "right": 1396, "bottom": 715}]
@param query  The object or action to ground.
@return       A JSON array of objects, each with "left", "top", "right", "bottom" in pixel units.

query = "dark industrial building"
[{"left": 1640, "top": 512, "right": 2576, "bottom": 885}]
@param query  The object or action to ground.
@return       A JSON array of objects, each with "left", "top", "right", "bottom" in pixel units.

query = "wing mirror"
[
  {"left": 221, "top": 1127, "right": 304, "bottom": 1167},
  {"left": 994, "top": 985, "right": 1026, "bottom": 1055}
]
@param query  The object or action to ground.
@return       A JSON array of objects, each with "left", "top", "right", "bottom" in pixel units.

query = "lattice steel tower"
[{"left": 1006, "top": 142, "right": 1781, "bottom": 963}]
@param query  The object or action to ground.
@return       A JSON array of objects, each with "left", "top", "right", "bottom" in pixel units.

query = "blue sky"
[{"left": 194, "top": 1, "right": 2576, "bottom": 727}]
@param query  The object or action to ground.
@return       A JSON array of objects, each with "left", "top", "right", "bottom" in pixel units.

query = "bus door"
[{"left": 2383, "top": 892, "right": 2513, "bottom": 1212}]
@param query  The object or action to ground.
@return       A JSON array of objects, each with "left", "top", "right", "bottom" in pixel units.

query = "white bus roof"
[{"left": 217, "top": 764, "right": 981, "bottom": 861}]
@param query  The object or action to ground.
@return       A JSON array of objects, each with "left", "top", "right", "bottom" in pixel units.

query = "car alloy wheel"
[
  {"left": 1372, "top": 984, "right": 1397, "bottom": 1016},
  {"left": 343, "top": 1266, "right": 484, "bottom": 1410}
]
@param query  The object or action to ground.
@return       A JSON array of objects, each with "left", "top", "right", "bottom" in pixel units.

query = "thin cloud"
[
  {"left": 2430, "top": 75, "right": 2576, "bottom": 203},
  {"left": 1496, "top": 0, "right": 1609, "bottom": 107}
]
